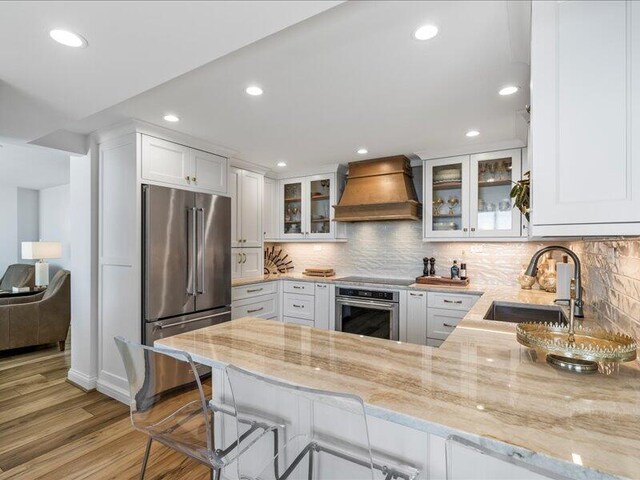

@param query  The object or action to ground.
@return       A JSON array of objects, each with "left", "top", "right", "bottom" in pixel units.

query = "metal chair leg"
[
  {"left": 211, "top": 467, "right": 221, "bottom": 480},
  {"left": 307, "top": 447, "right": 314, "bottom": 480},
  {"left": 140, "top": 437, "right": 153, "bottom": 480}
]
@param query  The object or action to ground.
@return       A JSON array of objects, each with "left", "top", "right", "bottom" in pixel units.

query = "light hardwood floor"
[{"left": 0, "top": 344, "right": 209, "bottom": 479}]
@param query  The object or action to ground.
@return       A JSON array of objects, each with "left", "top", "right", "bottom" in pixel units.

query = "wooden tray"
[
  {"left": 303, "top": 269, "right": 335, "bottom": 278},
  {"left": 415, "top": 276, "right": 469, "bottom": 286}
]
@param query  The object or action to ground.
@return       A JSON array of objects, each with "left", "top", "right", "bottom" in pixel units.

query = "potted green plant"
[{"left": 510, "top": 171, "right": 530, "bottom": 221}]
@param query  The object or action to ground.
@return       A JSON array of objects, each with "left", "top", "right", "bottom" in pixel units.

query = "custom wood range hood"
[{"left": 333, "top": 155, "right": 422, "bottom": 222}]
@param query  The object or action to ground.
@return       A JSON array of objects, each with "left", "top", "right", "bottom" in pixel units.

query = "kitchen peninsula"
[{"left": 158, "top": 286, "right": 640, "bottom": 480}]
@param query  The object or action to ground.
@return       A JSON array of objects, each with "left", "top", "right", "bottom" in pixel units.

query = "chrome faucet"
[{"left": 524, "top": 246, "right": 584, "bottom": 318}]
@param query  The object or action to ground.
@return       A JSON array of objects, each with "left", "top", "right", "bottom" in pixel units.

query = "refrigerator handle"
[
  {"left": 196, "top": 207, "right": 206, "bottom": 295},
  {"left": 142, "top": 185, "right": 151, "bottom": 316},
  {"left": 187, "top": 207, "right": 197, "bottom": 296}
]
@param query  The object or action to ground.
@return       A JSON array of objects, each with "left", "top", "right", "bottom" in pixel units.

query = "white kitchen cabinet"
[
  {"left": 423, "top": 150, "right": 526, "bottom": 240},
  {"left": 314, "top": 283, "right": 331, "bottom": 330},
  {"left": 530, "top": 0, "right": 640, "bottom": 236},
  {"left": 192, "top": 149, "right": 227, "bottom": 193},
  {"left": 141, "top": 134, "right": 228, "bottom": 194},
  {"left": 405, "top": 290, "right": 427, "bottom": 345},
  {"left": 279, "top": 169, "right": 346, "bottom": 241},
  {"left": 231, "top": 248, "right": 262, "bottom": 280},
  {"left": 232, "top": 282, "right": 279, "bottom": 320},
  {"left": 283, "top": 293, "right": 315, "bottom": 321},
  {"left": 427, "top": 308, "right": 465, "bottom": 341},
  {"left": 229, "top": 167, "right": 263, "bottom": 248},
  {"left": 426, "top": 292, "right": 479, "bottom": 344},
  {"left": 263, "top": 176, "right": 278, "bottom": 241},
  {"left": 470, "top": 149, "right": 522, "bottom": 238},
  {"left": 141, "top": 135, "right": 191, "bottom": 187}
]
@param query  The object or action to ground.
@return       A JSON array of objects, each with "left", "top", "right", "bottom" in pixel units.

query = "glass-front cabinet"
[
  {"left": 424, "top": 156, "right": 470, "bottom": 239},
  {"left": 423, "top": 149, "right": 523, "bottom": 240},
  {"left": 280, "top": 173, "right": 343, "bottom": 240},
  {"left": 469, "top": 149, "right": 522, "bottom": 238}
]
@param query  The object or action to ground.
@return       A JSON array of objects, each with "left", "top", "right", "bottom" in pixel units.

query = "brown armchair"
[
  {"left": 0, "top": 270, "right": 70, "bottom": 352},
  {"left": 0, "top": 264, "right": 35, "bottom": 292}
]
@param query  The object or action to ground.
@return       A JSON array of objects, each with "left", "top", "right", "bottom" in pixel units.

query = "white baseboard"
[
  {"left": 67, "top": 368, "right": 97, "bottom": 391},
  {"left": 97, "top": 370, "right": 130, "bottom": 404}
]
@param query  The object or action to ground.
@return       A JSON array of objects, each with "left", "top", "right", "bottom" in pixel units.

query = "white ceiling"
[
  {"left": 0, "top": 144, "right": 69, "bottom": 190},
  {"left": 0, "top": 1, "right": 342, "bottom": 145},
  {"left": 66, "top": 1, "right": 531, "bottom": 171}
]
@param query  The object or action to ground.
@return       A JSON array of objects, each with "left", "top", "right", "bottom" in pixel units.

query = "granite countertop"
[{"left": 158, "top": 286, "right": 640, "bottom": 480}]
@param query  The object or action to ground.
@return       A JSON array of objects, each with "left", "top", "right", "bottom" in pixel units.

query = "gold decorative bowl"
[{"left": 516, "top": 322, "right": 637, "bottom": 363}]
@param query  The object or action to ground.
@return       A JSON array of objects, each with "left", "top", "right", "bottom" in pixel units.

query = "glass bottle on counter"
[{"left": 451, "top": 260, "right": 460, "bottom": 280}]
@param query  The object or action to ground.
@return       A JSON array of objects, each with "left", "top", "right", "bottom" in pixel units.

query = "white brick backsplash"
[{"left": 267, "top": 221, "right": 560, "bottom": 286}]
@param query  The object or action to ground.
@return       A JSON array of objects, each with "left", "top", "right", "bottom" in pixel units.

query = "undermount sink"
[{"left": 484, "top": 302, "right": 567, "bottom": 325}]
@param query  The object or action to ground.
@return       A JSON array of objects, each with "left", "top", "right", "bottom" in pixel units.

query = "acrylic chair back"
[
  {"left": 225, "top": 364, "right": 376, "bottom": 480},
  {"left": 114, "top": 336, "right": 216, "bottom": 466}
]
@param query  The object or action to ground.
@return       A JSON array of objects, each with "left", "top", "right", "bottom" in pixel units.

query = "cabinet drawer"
[
  {"left": 426, "top": 338, "right": 444, "bottom": 348},
  {"left": 232, "top": 294, "right": 277, "bottom": 320},
  {"left": 283, "top": 281, "right": 314, "bottom": 295},
  {"left": 427, "top": 292, "right": 478, "bottom": 311},
  {"left": 427, "top": 308, "right": 465, "bottom": 340},
  {"left": 284, "top": 316, "right": 314, "bottom": 328},
  {"left": 232, "top": 282, "right": 277, "bottom": 301},
  {"left": 283, "top": 293, "right": 315, "bottom": 321}
]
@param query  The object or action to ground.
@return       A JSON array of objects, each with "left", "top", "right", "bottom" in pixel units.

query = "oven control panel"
[{"left": 337, "top": 288, "right": 398, "bottom": 302}]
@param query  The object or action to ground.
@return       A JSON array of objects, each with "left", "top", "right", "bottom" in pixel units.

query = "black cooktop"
[{"left": 337, "top": 276, "right": 415, "bottom": 287}]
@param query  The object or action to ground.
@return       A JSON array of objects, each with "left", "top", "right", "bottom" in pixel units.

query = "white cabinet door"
[
  {"left": 424, "top": 156, "right": 470, "bottom": 239},
  {"left": 280, "top": 178, "right": 306, "bottom": 239},
  {"left": 306, "top": 174, "right": 334, "bottom": 240},
  {"left": 405, "top": 291, "right": 427, "bottom": 345},
  {"left": 531, "top": 1, "right": 640, "bottom": 235},
  {"left": 141, "top": 135, "right": 192, "bottom": 187},
  {"left": 239, "top": 170, "right": 263, "bottom": 248},
  {"left": 263, "top": 177, "right": 278, "bottom": 240},
  {"left": 283, "top": 293, "right": 315, "bottom": 321},
  {"left": 231, "top": 248, "right": 243, "bottom": 280},
  {"left": 427, "top": 308, "right": 465, "bottom": 341},
  {"left": 241, "top": 248, "right": 263, "bottom": 278},
  {"left": 192, "top": 149, "right": 227, "bottom": 194},
  {"left": 469, "top": 149, "right": 522, "bottom": 238},
  {"left": 229, "top": 168, "right": 241, "bottom": 247},
  {"left": 314, "top": 283, "right": 330, "bottom": 330}
]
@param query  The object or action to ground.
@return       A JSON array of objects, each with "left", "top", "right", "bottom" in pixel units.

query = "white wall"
[
  {"left": 68, "top": 150, "right": 99, "bottom": 391},
  {"left": 39, "top": 184, "right": 70, "bottom": 274},
  {"left": 17, "top": 188, "right": 39, "bottom": 262},
  {"left": 0, "top": 186, "right": 18, "bottom": 275},
  {"left": 0, "top": 186, "right": 40, "bottom": 275}
]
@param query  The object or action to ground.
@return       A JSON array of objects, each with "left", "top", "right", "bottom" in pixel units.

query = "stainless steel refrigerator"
[{"left": 142, "top": 184, "right": 231, "bottom": 347}]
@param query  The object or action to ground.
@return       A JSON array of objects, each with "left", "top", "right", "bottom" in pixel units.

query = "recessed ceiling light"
[
  {"left": 357, "top": 148, "right": 368, "bottom": 155},
  {"left": 466, "top": 130, "right": 480, "bottom": 138},
  {"left": 49, "top": 29, "right": 87, "bottom": 48},
  {"left": 499, "top": 85, "right": 519, "bottom": 96},
  {"left": 276, "top": 161, "right": 287, "bottom": 167},
  {"left": 163, "top": 114, "right": 180, "bottom": 123},
  {"left": 245, "top": 86, "right": 263, "bottom": 96},
  {"left": 413, "top": 24, "right": 439, "bottom": 41}
]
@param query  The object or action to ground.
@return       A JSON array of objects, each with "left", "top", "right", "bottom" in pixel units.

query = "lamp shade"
[{"left": 21, "top": 241, "right": 62, "bottom": 260}]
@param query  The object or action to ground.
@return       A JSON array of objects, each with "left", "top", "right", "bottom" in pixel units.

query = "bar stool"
[
  {"left": 445, "top": 435, "right": 570, "bottom": 480},
  {"left": 225, "top": 364, "right": 421, "bottom": 480},
  {"left": 114, "top": 337, "right": 277, "bottom": 480}
]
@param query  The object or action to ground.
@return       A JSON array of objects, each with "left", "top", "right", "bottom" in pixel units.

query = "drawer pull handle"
[
  {"left": 247, "top": 307, "right": 264, "bottom": 313},
  {"left": 409, "top": 292, "right": 423, "bottom": 297},
  {"left": 293, "top": 304, "right": 304, "bottom": 308},
  {"left": 443, "top": 299, "right": 463, "bottom": 304},
  {"left": 443, "top": 323, "right": 456, "bottom": 328},
  {"left": 293, "top": 286, "right": 302, "bottom": 289},
  {"left": 247, "top": 288, "right": 263, "bottom": 293}
]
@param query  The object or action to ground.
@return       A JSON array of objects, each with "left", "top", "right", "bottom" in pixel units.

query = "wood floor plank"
[{"left": 0, "top": 345, "right": 207, "bottom": 479}]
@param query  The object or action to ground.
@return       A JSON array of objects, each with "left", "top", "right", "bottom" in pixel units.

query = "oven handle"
[{"left": 336, "top": 298, "right": 396, "bottom": 310}]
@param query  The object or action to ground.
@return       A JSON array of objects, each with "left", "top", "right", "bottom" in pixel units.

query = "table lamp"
[{"left": 21, "top": 241, "right": 62, "bottom": 287}]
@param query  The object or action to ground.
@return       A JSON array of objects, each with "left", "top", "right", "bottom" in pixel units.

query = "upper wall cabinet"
[
  {"left": 141, "top": 134, "right": 228, "bottom": 194},
  {"left": 423, "top": 149, "right": 523, "bottom": 240},
  {"left": 265, "top": 166, "right": 346, "bottom": 242},
  {"left": 229, "top": 167, "right": 263, "bottom": 248},
  {"left": 531, "top": 1, "right": 640, "bottom": 236}
]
